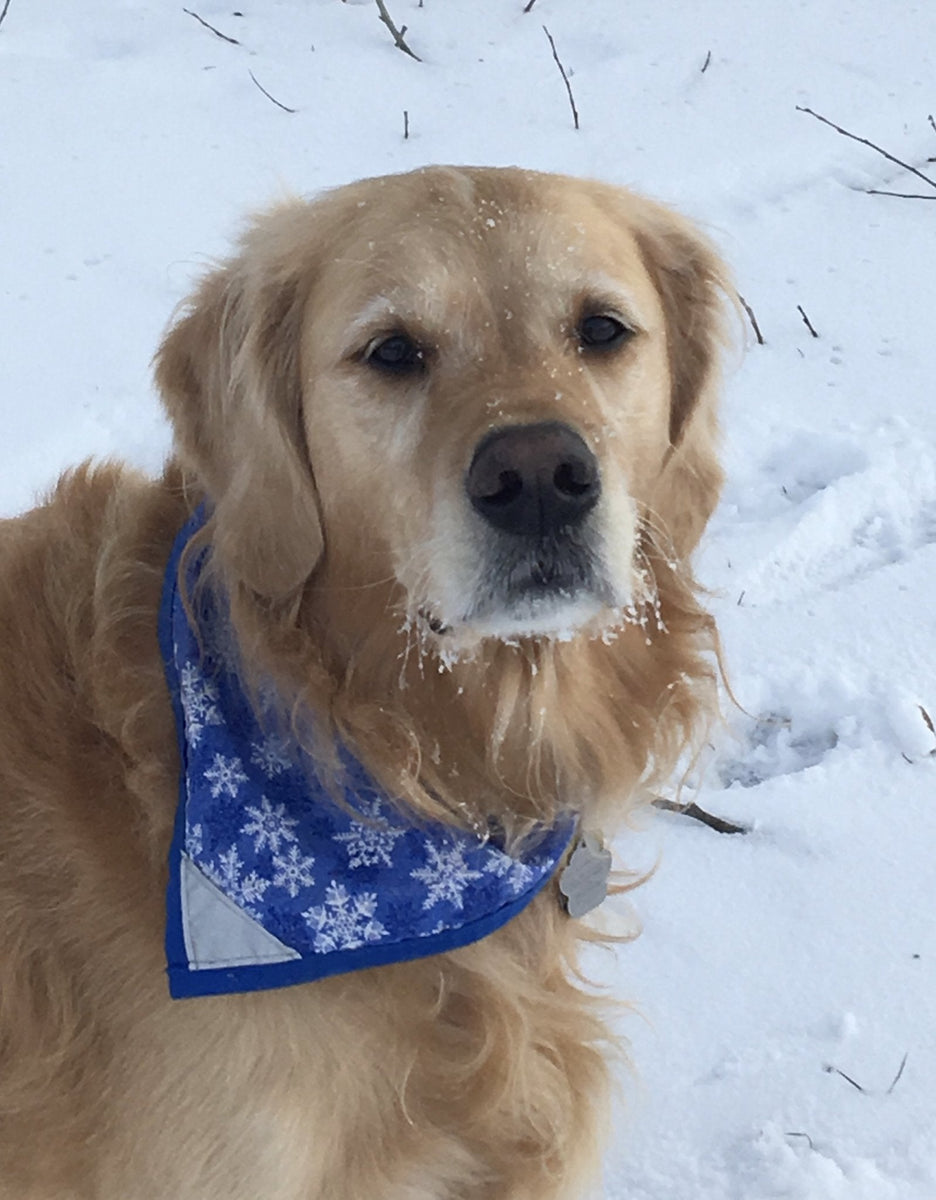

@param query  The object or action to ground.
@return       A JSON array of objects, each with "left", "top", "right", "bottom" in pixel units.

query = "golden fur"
[{"left": 0, "top": 167, "right": 730, "bottom": 1198}]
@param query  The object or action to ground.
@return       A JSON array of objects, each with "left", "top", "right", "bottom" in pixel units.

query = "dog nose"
[{"left": 466, "top": 422, "right": 600, "bottom": 537}]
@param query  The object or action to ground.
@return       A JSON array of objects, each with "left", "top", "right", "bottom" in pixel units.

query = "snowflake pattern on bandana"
[{"left": 161, "top": 508, "right": 575, "bottom": 998}]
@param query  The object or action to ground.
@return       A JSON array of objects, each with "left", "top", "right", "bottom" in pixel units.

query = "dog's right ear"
[{"left": 155, "top": 214, "right": 323, "bottom": 598}]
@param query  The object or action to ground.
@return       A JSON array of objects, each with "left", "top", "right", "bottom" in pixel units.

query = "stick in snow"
[
  {"left": 824, "top": 1051, "right": 909, "bottom": 1096},
  {"left": 737, "top": 292, "right": 765, "bottom": 345},
  {"left": 183, "top": 8, "right": 241, "bottom": 45},
  {"left": 701, "top": 50, "right": 712, "bottom": 73},
  {"left": 796, "top": 105, "right": 936, "bottom": 194},
  {"left": 797, "top": 304, "right": 819, "bottom": 338},
  {"left": 543, "top": 26, "right": 579, "bottom": 131},
  {"left": 652, "top": 797, "right": 749, "bottom": 836},
  {"left": 249, "top": 71, "right": 296, "bottom": 114},
  {"left": 866, "top": 189, "right": 936, "bottom": 201},
  {"left": 523, "top": 0, "right": 538, "bottom": 11},
  {"left": 0, "top": 0, "right": 12, "bottom": 32},
  {"left": 374, "top": 0, "right": 421, "bottom": 62}
]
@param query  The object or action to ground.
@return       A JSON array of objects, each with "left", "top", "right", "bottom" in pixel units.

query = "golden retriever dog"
[{"left": 0, "top": 166, "right": 730, "bottom": 1199}]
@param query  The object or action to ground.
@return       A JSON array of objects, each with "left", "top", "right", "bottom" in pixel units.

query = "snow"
[{"left": 2, "top": 1, "right": 935, "bottom": 1195}]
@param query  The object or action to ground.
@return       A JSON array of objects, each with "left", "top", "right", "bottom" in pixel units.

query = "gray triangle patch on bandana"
[{"left": 180, "top": 854, "right": 301, "bottom": 971}]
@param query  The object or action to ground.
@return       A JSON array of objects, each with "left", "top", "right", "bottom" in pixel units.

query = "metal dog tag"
[{"left": 558, "top": 832, "right": 612, "bottom": 919}]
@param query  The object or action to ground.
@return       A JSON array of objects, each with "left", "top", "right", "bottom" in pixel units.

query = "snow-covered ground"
[{"left": 2, "top": 2, "right": 935, "bottom": 1195}]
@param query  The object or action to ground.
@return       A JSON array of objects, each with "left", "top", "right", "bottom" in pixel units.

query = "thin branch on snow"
[
  {"left": 248, "top": 70, "right": 296, "bottom": 113},
  {"left": 0, "top": 0, "right": 12, "bottom": 32},
  {"left": 651, "top": 797, "right": 749, "bottom": 836},
  {"left": 523, "top": 0, "right": 539, "bottom": 11},
  {"left": 796, "top": 105, "right": 936, "bottom": 194},
  {"left": 374, "top": 0, "right": 421, "bottom": 62},
  {"left": 929, "top": 114, "right": 936, "bottom": 135},
  {"left": 543, "top": 26, "right": 579, "bottom": 131},
  {"left": 403, "top": 109, "right": 409, "bottom": 140},
  {"left": 737, "top": 292, "right": 765, "bottom": 345},
  {"left": 866, "top": 189, "right": 936, "bottom": 201},
  {"left": 797, "top": 304, "right": 819, "bottom": 338},
  {"left": 887, "top": 1051, "right": 910, "bottom": 1095},
  {"left": 824, "top": 1063, "right": 867, "bottom": 1093},
  {"left": 701, "top": 50, "right": 712, "bottom": 73},
  {"left": 824, "top": 1051, "right": 910, "bottom": 1097},
  {"left": 183, "top": 8, "right": 241, "bottom": 45}
]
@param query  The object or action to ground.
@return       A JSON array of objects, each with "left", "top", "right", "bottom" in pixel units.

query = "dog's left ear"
[
  {"left": 628, "top": 198, "right": 735, "bottom": 559},
  {"left": 155, "top": 206, "right": 323, "bottom": 597}
]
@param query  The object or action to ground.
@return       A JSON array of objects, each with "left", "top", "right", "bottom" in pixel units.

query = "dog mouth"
[{"left": 421, "top": 534, "right": 614, "bottom": 642}]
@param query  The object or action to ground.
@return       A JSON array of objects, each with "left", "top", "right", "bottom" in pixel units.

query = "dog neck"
[{"left": 160, "top": 507, "right": 577, "bottom": 998}]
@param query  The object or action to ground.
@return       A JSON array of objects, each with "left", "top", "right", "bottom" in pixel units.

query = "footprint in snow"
[
  {"left": 710, "top": 682, "right": 935, "bottom": 791},
  {"left": 720, "top": 428, "right": 936, "bottom": 604}
]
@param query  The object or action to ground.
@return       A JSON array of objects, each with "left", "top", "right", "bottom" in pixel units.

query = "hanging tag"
[{"left": 558, "top": 831, "right": 612, "bottom": 918}]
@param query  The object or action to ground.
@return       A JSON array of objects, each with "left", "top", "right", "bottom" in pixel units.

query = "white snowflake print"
[
  {"left": 410, "top": 839, "right": 483, "bottom": 911},
  {"left": 483, "top": 846, "right": 536, "bottom": 896},
  {"left": 179, "top": 662, "right": 222, "bottom": 746},
  {"left": 303, "top": 882, "right": 387, "bottom": 952},
  {"left": 185, "top": 822, "right": 204, "bottom": 859},
  {"left": 203, "top": 844, "right": 271, "bottom": 914},
  {"left": 241, "top": 795, "right": 299, "bottom": 855},
  {"left": 239, "top": 869, "right": 272, "bottom": 907},
  {"left": 333, "top": 799, "right": 407, "bottom": 868},
  {"left": 207, "top": 845, "right": 244, "bottom": 891},
  {"left": 250, "top": 733, "right": 294, "bottom": 779},
  {"left": 204, "top": 753, "right": 248, "bottom": 799},
  {"left": 272, "top": 844, "right": 316, "bottom": 898}
]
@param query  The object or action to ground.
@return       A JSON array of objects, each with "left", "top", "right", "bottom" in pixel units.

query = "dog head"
[{"left": 156, "top": 167, "right": 730, "bottom": 656}]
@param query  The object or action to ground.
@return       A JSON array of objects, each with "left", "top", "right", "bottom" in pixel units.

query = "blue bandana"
[{"left": 160, "top": 510, "right": 574, "bottom": 999}]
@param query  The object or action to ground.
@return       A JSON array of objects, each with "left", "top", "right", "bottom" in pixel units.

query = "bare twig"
[
  {"left": 183, "top": 7, "right": 240, "bottom": 45},
  {"left": 0, "top": 0, "right": 12, "bottom": 32},
  {"left": 248, "top": 70, "right": 296, "bottom": 113},
  {"left": 797, "top": 304, "right": 819, "bottom": 338},
  {"left": 824, "top": 1063, "right": 866, "bottom": 1092},
  {"left": 652, "top": 797, "right": 749, "bottom": 836},
  {"left": 523, "top": 0, "right": 538, "bottom": 10},
  {"left": 797, "top": 105, "right": 936, "bottom": 193},
  {"left": 737, "top": 292, "right": 765, "bottom": 345},
  {"left": 374, "top": 0, "right": 421, "bottom": 61},
  {"left": 543, "top": 26, "right": 579, "bottom": 131},
  {"left": 929, "top": 114, "right": 936, "bottom": 135},
  {"left": 786, "top": 1132, "right": 816, "bottom": 1151},
  {"left": 824, "top": 1051, "right": 910, "bottom": 1096},
  {"left": 403, "top": 109, "right": 409, "bottom": 140},
  {"left": 701, "top": 50, "right": 712, "bottom": 73},
  {"left": 866, "top": 189, "right": 936, "bottom": 200},
  {"left": 887, "top": 1051, "right": 909, "bottom": 1095}
]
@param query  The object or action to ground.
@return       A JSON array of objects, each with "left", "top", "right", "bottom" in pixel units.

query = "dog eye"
[
  {"left": 365, "top": 333, "right": 425, "bottom": 374},
  {"left": 577, "top": 314, "right": 632, "bottom": 350}
]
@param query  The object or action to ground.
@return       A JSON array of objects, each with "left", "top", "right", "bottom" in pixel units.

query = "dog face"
[{"left": 157, "top": 167, "right": 729, "bottom": 655}]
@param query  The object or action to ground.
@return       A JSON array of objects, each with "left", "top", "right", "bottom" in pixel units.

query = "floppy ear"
[
  {"left": 155, "top": 213, "right": 323, "bottom": 597},
  {"left": 629, "top": 200, "right": 735, "bottom": 559}
]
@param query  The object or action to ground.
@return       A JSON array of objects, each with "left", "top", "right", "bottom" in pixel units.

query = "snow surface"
[{"left": 2, "top": 1, "right": 935, "bottom": 1195}]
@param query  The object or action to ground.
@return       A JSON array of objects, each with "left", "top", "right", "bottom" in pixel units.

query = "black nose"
[{"left": 466, "top": 422, "right": 601, "bottom": 537}]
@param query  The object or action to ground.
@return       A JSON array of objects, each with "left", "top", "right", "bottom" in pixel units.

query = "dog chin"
[{"left": 433, "top": 590, "right": 613, "bottom": 651}]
